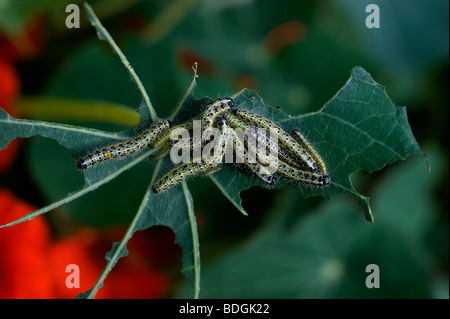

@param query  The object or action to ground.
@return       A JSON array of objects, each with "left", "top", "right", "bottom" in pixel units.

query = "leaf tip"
[{"left": 357, "top": 195, "right": 374, "bottom": 222}]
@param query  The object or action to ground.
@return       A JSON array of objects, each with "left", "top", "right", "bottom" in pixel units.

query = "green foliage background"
[{"left": 1, "top": 0, "right": 448, "bottom": 298}]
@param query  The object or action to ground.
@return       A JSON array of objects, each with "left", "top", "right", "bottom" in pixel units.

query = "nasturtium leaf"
[{"left": 208, "top": 67, "right": 423, "bottom": 221}]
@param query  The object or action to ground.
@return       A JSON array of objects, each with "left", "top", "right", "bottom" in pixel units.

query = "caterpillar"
[
  {"left": 233, "top": 108, "right": 320, "bottom": 173},
  {"left": 200, "top": 98, "right": 235, "bottom": 134},
  {"left": 290, "top": 129, "right": 328, "bottom": 176},
  {"left": 223, "top": 111, "right": 300, "bottom": 170},
  {"left": 277, "top": 160, "right": 330, "bottom": 186},
  {"left": 225, "top": 111, "right": 329, "bottom": 186},
  {"left": 76, "top": 120, "right": 171, "bottom": 170},
  {"left": 76, "top": 94, "right": 330, "bottom": 192},
  {"left": 230, "top": 127, "right": 277, "bottom": 185},
  {"left": 197, "top": 97, "right": 234, "bottom": 156},
  {"left": 152, "top": 161, "right": 220, "bottom": 193},
  {"left": 205, "top": 116, "right": 230, "bottom": 164},
  {"left": 240, "top": 128, "right": 328, "bottom": 186},
  {"left": 222, "top": 112, "right": 278, "bottom": 184}
]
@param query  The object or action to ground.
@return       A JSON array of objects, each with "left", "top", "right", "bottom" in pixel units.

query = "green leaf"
[{"left": 208, "top": 67, "right": 423, "bottom": 221}]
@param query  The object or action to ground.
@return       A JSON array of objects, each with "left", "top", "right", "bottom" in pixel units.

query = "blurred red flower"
[
  {"left": 0, "top": 189, "right": 176, "bottom": 298},
  {"left": 49, "top": 228, "right": 174, "bottom": 299},
  {"left": 264, "top": 20, "right": 306, "bottom": 55},
  {"left": 0, "top": 189, "right": 52, "bottom": 298}
]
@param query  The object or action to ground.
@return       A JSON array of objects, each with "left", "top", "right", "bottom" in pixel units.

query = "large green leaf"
[{"left": 209, "top": 67, "right": 423, "bottom": 221}]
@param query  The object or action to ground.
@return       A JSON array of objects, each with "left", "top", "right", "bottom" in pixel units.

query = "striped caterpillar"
[
  {"left": 76, "top": 120, "right": 171, "bottom": 170},
  {"left": 224, "top": 111, "right": 329, "bottom": 186},
  {"left": 153, "top": 117, "right": 229, "bottom": 193}
]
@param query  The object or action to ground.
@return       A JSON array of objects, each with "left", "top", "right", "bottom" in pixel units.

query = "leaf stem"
[
  {"left": 84, "top": 179, "right": 155, "bottom": 299},
  {"left": 181, "top": 180, "right": 200, "bottom": 298},
  {"left": 169, "top": 62, "right": 198, "bottom": 120},
  {"left": 84, "top": 2, "right": 159, "bottom": 124}
]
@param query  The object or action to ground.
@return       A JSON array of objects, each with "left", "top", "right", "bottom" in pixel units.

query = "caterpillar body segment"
[
  {"left": 154, "top": 122, "right": 193, "bottom": 148},
  {"left": 290, "top": 129, "right": 329, "bottom": 178},
  {"left": 76, "top": 120, "right": 170, "bottom": 170},
  {"left": 200, "top": 98, "right": 235, "bottom": 134},
  {"left": 223, "top": 111, "right": 301, "bottom": 170},
  {"left": 233, "top": 109, "right": 319, "bottom": 172},
  {"left": 229, "top": 128, "right": 277, "bottom": 186},
  {"left": 226, "top": 111, "right": 329, "bottom": 186},
  {"left": 277, "top": 161, "right": 330, "bottom": 186},
  {"left": 152, "top": 161, "right": 220, "bottom": 193}
]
